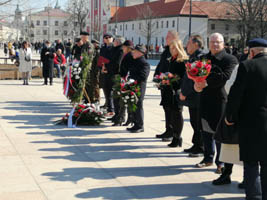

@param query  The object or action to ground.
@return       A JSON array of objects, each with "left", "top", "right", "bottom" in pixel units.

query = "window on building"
[
  {"left": 156, "top": 37, "right": 158, "bottom": 45},
  {"left": 64, "top": 21, "right": 68, "bottom": 26},
  {"left": 156, "top": 21, "right": 159, "bottom": 29},
  {"left": 211, "top": 24, "right": 215, "bottom": 30},
  {"left": 55, "top": 30, "right": 59, "bottom": 35},
  {"left": 36, "top": 30, "right": 41, "bottom": 35},
  {"left": 139, "top": 23, "right": 141, "bottom": 30},
  {"left": 36, "top": 20, "right": 40, "bottom": 26},
  {"left": 55, "top": 21, "right": 59, "bottom": 26},
  {"left": 43, "top": 20, "right": 47, "bottom": 26},
  {"left": 120, "top": 24, "right": 122, "bottom": 31},
  {"left": 166, "top": 21, "right": 169, "bottom": 28},
  {"left": 43, "top": 30, "right": 47, "bottom": 35},
  {"left": 108, "top": 26, "right": 111, "bottom": 31},
  {"left": 161, "top": 21, "right": 163, "bottom": 28},
  {"left": 225, "top": 24, "right": 230, "bottom": 31},
  {"left": 162, "top": 37, "right": 164, "bottom": 45},
  {"left": 64, "top": 30, "right": 68, "bottom": 36},
  {"left": 132, "top": 37, "right": 134, "bottom": 42},
  {"left": 172, "top": 20, "right": 175, "bottom": 27},
  {"left": 132, "top": 24, "right": 134, "bottom": 30},
  {"left": 139, "top": 37, "right": 141, "bottom": 44},
  {"left": 125, "top": 24, "right": 127, "bottom": 30}
]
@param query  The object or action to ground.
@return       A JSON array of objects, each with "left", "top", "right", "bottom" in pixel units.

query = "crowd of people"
[{"left": 3, "top": 29, "right": 267, "bottom": 200}]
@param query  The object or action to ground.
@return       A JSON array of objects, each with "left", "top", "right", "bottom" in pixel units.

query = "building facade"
[{"left": 25, "top": 6, "right": 71, "bottom": 43}]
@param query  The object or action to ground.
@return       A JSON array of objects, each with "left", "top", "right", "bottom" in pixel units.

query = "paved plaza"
[{"left": 0, "top": 66, "right": 245, "bottom": 199}]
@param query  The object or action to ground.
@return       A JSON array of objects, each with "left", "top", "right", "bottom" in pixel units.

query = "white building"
[
  {"left": 0, "top": 23, "right": 21, "bottom": 42},
  {"left": 109, "top": 0, "right": 209, "bottom": 47},
  {"left": 25, "top": 6, "right": 71, "bottom": 43}
]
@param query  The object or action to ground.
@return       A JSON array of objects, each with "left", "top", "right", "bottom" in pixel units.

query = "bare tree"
[
  {"left": 228, "top": 0, "right": 267, "bottom": 47},
  {"left": 67, "top": 0, "right": 89, "bottom": 33},
  {"left": 135, "top": 5, "right": 160, "bottom": 54},
  {"left": 92, "top": 21, "right": 103, "bottom": 42},
  {"left": 0, "top": 0, "right": 12, "bottom": 6}
]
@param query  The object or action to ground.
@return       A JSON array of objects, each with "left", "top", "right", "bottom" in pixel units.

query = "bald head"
[{"left": 209, "top": 33, "right": 225, "bottom": 55}]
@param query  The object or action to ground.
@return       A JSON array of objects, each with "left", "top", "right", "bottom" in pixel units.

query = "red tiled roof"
[
  {"left": 32, "top": 8, "right": 71, "bottom": 18},
  {"left": 110, "top": 0, "right": 233, "bottom": 23},
  {"left": 110, "top": 0, "right": 195, "bottom": 23}
]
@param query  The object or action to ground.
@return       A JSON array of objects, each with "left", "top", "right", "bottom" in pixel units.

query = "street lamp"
[
  {"left": 115, "top": 0, "right": 118, "bottom": 36},
  {"left": 189, "top": 0, "right": 192, "bottom": 37}
]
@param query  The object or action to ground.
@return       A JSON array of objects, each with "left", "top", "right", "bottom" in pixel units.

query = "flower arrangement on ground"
[
  {"left": 56, "top": 103, "right": 105, "bottom": 126},
  {"left": 186, "top": 59, "right": 212, "bottom": 82},
  {"left": 153, "top": 72, "right": 180, "bottom": 89},
  {"left": 113, "top": 74, "right": 141, "bottom": 112}
]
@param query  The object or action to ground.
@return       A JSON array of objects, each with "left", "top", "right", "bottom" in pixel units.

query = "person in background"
[
  {"left": 55, "top": 39, "right": 65, "bottom": 54},
  {"left": 19, "top": 41, "right": 32, "bottom": 85},
  {"left": 65, "top": 39, "right": 72, "bottom": 62},
  {"left": 54, "top": 49, "right": 66, "bottom": 78},
  {"left": 41, "top": 41, "right": 55, "bottom": 85},
  {"left": 71, "top": 38, "right": 83, "bottom": 61},
  {"left": 239, "top": 47, "right": 249, "bottom": 63}
]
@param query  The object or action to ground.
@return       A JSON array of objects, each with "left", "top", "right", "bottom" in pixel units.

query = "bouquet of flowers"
[
  {"left": 55, "top": 103, "right": 105, "bottom": 126},
  {"left": 63, "top": 51, "right": 93, "bottom": 103},
  {"left": 186, "top": 59, "right": 212, "bottom": 82},
  {"left": 113, "top": 75, "right": 141, "bottom": 112},
  {"left": 153, "top": 72, "right": 180, "bottom": 89}
]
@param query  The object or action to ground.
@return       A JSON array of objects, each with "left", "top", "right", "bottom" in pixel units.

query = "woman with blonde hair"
[
  {"left": 19, "top": 41, "right": 32, "bottom": 85},
  {"left": 160, "top": 38, "right": 188, "bottom": 147}
]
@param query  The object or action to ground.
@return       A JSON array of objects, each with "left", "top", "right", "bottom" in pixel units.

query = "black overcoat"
[
  {"left": 226, "top": 53, "right": 267, "bottom": 162},
  {"left": 41, "top": 47, "right": 55, "bottom": 78},
  {"left": 200, "top": 49, "right": 238, "bottom": 133},
  {"left": 160, "top": 59, "right": 186, "bottom": 109}
]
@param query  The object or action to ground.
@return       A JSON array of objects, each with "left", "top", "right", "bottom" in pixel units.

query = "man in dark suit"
[
  {"left": 225, "top": 38, "right": 267, "bottom": 200},
  {"left": 194, "top": 33, "right": 238, "bottom": 173},
  {"left": 126, "top": 45, "right": 150, "bottom": 133},
  {"left": 181, "top": 34, "right": 205, "bottom": 157}
]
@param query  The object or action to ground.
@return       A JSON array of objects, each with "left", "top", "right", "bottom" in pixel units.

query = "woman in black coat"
[
  {"left": 160, "top": 39, "right": 188, "bottom": 147},
  {"left": 41, "top": 41, "right": 55, "bottom": 85}
]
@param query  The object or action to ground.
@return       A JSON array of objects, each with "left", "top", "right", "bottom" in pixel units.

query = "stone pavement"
[{"left": 0, "top": 67, "right": 245, "bottom": 199}]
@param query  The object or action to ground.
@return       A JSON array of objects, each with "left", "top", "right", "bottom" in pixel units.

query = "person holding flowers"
[
  {"left": 159, "top": 39, "right": 188, "bottom": 147},
  {"left": 125, "top": 45, "right": 150, "bottom": 133},
  {"left": 193, "top": 33, "right": 238, "bottom": 174}
]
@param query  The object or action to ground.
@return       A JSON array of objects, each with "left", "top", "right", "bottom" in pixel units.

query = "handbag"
[{"left": 25, "top": 56, "right": 31, "bottom": 62}]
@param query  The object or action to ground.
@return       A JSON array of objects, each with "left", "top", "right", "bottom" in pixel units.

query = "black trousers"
[
  {"left": 103, "top": 75, "right": 114, "bottom": 112},
  {"left": 244, "top": 161, "right": 267, "bottom": 200},
  {"left": 133, "top": 81, "right": 146, "bottom": 128},
  {"left": 189, "top": 106, "right": 203, "bottom": 148},
  {"left": 44, "top": 77, "right": 53, "bottom": 85},
  {"left": 163, "top": 105, "right": 184, "bottom": 139}
]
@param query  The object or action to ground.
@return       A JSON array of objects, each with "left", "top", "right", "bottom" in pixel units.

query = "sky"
[{"left": 0, "top": 0, "right": 69, "bottom": 21}]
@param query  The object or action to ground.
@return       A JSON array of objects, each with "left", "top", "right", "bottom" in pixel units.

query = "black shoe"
[
  {"left": 212, "top": 175, "right": 231, "bottom": 185},
  {"left": 127, "top": 126, "right": 137, "bottom": 131},
  {"left": 130, "top": 128, "right": 144, "bottom": 133},
  {"left": 112, "top": 119, "right": 124, "bottom": 126},
  {"left": 156, "top": 130, "right": 172, "bottom": 139},
  {"left": 168, "top": 137, "right": 182, "bottom": 148},
  {"left": 123, "top": 120, "right": 134, "bottom": 126},
  {"left": 188, "top": 147, "right": 204, "bottom": 157},
  {"left": 238, "top": 181, "right": 245, "bottom": 189},
  {"left": 184, "top": 145, "right": 196, "bottom": 153}
]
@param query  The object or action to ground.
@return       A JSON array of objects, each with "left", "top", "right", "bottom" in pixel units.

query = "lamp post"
[
  {"left": 114, "top": 0, "right": 118, "bottom": 36},
  {"left": 189, "top": 0, "right": 192, "bottom": 37}
]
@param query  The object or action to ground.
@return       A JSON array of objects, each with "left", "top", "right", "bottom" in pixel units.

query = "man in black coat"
[
  {"left": 126, "top": 45, "right": 150, "bottom": 133},
  {"left": 105, "top": 36, "right": 125, "bottom": 124},
  {"left": 154, "top": 30, "right": 180, "bottom": 140},
  {"left": 226, "top": 38, "right": 267, "bottom": 200},
  {"left": 181, "top": 34, "right": 205, "bottom": 157},
  {"left": 55, "top": 39, "right": 65, "bottom": 54},
  {"left": 194, "top": 33, "right": 238, "bottom": 173},
  {"left": 41, "top": 41, "right": 55, "bottom": 85},
  {"left": 99, "top": 33, "right": 114, "bottom": 115}
]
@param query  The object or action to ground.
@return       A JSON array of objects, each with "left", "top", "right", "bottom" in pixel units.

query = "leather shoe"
[
  {"left": 195, "top": 161, "right": 213, "bottom": 168},
  {"left": 238, "top": 181, "right": 245, "bottom": 189},
  {"left": 156, "top": 130, "right": 172, "bottom": 138},
  {"left": 127, "top": 126, "right": 137, "bottom": 131},
  {"left": 130, "top": 128, "right": 144, "bottom": 133},
  {"left": 212, "top": 175, "right": 231, "bottom": 185}
]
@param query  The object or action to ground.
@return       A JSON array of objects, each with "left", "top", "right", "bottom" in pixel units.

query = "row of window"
[
  {"left": 36, "top": 30, "right": 68, "bottom": 36},
  {"left": 110, "top": 22, "right": 231, "bottom": 32},
  {"left": 35, "top": 20, "right": 68, "bottom": 26},
  {"left": 124, "top": 36, "right": 165, "bottom": 45}
]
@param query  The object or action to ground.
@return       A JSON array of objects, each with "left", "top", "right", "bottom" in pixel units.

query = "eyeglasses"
[
  {"left": 210, "top": 41, "right": 223, "bottom": 44},
  {"left": 104, "top": 36, "right": 111, "bottom": 39}
]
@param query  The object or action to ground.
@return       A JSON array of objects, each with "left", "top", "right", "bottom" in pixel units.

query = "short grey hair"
[
  {"left": 114, "top": 36, "right": 125, "bottom": 45},
  {"left": 209, "top": 33, "right": 224, "bottom": 43}
]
